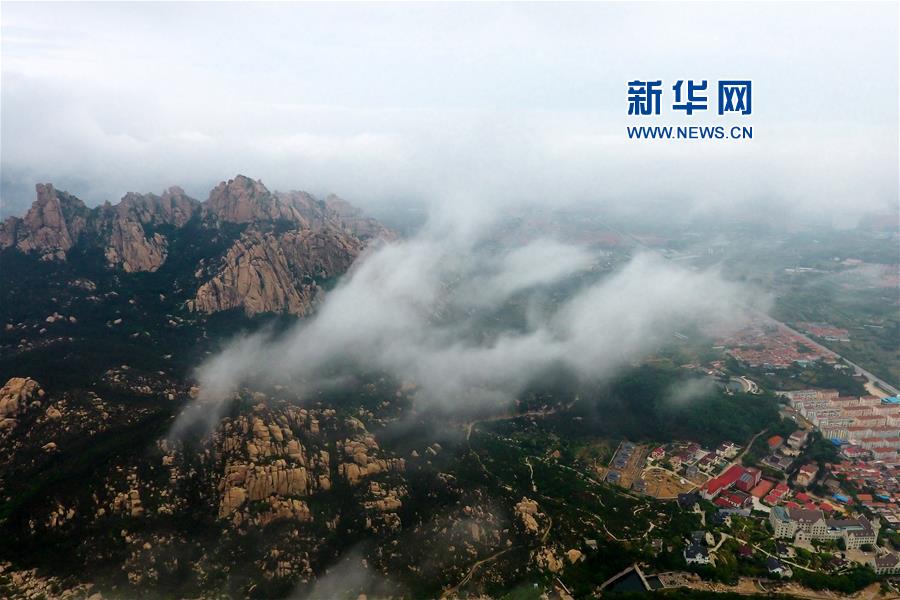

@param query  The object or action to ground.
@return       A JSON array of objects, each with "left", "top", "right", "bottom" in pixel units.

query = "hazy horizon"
[{"left": 2, "top": 2, "right": 898, "bottom": 227}]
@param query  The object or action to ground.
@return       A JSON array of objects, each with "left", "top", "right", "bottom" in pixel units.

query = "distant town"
[{"left": 598, "top": 315, "right": 900, "bottom": 595}]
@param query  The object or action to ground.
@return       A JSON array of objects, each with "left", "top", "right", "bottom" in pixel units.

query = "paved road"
[{"left": 757, "top": 313, "right": 899, "bottom": 396}]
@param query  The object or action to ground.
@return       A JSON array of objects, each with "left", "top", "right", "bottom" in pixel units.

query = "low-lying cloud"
[
  {"left": 292, "top": 548, "right": 401, "bottom": 600},
  {"left": 3, "top": 3, "right": 897, "bottom": 224},
  {"left": 174, "top": 211, "right": 767, "bottom": 435},
  {"left": 665, "top": 377, "right": 718, "bottom": 406}
]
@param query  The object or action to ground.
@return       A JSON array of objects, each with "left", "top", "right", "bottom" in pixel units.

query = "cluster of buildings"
[
  {"left": 610, "top": 441, "right": 637, "bottom": 470},
  {"left": 785, "top": 389, "right": 900, "bottom": 462},
  {"left": 677, "top": 454, "right": 900, "bottom": 578},
  {"left": 699, "top": 464, "right": 758, "bottom": 511},
  {"left": 774, "top": 389, "right": 900, "bottom": 577},
  {"left": 671, "top": 332, "right": 900, "bottom": 580},
  {"left": 605, "top": 440, "right": 640, "bottom": 486},
  {"left": 720, "top": 324, "right": 834, "bottom": 369},
  {"left": 648, "top": 440, "right": 739, "bottom": 480},
  {"left": 694, "top": 430, "right": 843, "bottom": 517},
  {"left": 769, "top": 506, "right": 879, "bottom": 550},
  {"left": 777, "top": 390, "right": 900, "bottom": 578},
  {"left": 697, "top": 461, "right": 833, "bottom": 513},
  {"left": 825, "top": 460, "right": 900, "bottom": 528},
  {"left": 757, "top": 429, "right": 811, "bottom": 474},
  {"left": 796, "top": 322, "right": 851, "bottom": 342},
  {"left": 770, "top": 506, "right": 900, "bottom": 575}
]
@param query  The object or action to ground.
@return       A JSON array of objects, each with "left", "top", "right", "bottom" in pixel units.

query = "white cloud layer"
[
  {"left": 2, "top": 3, "right": 897, "bottom": 224},
  {"left": 173, "top": 212, "right": 767, "bottom": 435}
]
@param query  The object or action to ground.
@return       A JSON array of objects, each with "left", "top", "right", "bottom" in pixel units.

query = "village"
[{"left": 598, "top": 337, "right": 900, "bottom": 595}]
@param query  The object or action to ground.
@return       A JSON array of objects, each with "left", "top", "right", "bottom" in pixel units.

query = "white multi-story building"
[
  {"left": 873, "top": 553, "right": 900, "bottom": 575},
  {"left": 769, "top": 507, "right": 879, "bottom": 550}
]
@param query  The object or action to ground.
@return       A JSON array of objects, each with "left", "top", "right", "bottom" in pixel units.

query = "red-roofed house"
[
  {"left": 701, "top": 464, "right": 746, "bottom": 500},
  {"left": 751, "top": 479, "right": 775, "bottom": 498},
  {"left": 719, "top": 489, "right": 752, "bottom": 509}
]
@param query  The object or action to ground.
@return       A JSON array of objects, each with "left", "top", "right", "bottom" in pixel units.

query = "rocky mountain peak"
[
  {"left": 112, "top": 188, "right": 199, "bottom": 228},
  {"left": 203, "top": 174, "right": 304, "bottom": 225},
  {"left": 30, "top": 184, "right": 89, "bottom": 222},
  {"left": 0, "top": 184, "right": 89, "bottom": 261}
]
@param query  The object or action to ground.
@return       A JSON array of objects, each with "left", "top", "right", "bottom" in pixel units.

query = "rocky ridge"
[
  {"left": 0, "top": 369, "right": 573, "bottom": 597},
  {"left": 211, "top": 401, "right": 407, "bottom": 535},
  {"left": 1, "top": 175, "right": 391, "bottom": 316},
  {"left": 96, "top": 187, "right": 198, "bottom": 272},
  {"left": 188, "top": 227, "right": 361, "bottom": 316}
]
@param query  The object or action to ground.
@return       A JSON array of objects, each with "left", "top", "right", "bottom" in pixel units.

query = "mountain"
[
  {"left": 0, "top": 176, "right": 426, "bottom": 597},
  {"left": 0, "top": 177, "right": 546, "bottom": 598},
  {"left": 0, "top": 180, "right": 803, "bottom": 599},
  {"left": 1, "top": 175, "right": 392, "bottom": 316}
]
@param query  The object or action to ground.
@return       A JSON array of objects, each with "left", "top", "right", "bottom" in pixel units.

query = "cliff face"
[
  {"left": 274, "top": 190, "right": 396, "bottom": 243},
  {"left": 0, "top": 184, "right": 89, "bottom": 261},
  {"left": 97, "top": 186, "right": 200, "bottom": 273},
  {"left": 190, "top": 227, "right": 362, "bottom": 317},
  {"left": 0, "top": 175, "right": 390, "bottom": 316}
]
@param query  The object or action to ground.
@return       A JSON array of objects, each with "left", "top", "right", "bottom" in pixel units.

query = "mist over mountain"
[
  {"left": 3, "top": 3, "right": 897, "bottom": 227},
  {"left": 187, "top": 218, "right": 763, "bottom": 432}
]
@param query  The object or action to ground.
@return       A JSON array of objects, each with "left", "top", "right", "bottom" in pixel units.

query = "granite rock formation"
[{"left": 1, "top": 175, "right": 390, "bottom": 316}]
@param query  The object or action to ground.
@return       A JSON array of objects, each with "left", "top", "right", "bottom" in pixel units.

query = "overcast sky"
[{"left": 2, "top": 2, "right": 898, "bottom": 223}]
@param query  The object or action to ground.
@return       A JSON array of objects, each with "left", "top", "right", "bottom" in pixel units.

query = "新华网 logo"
[{"left": 628, "top": 79, "right": 752, "bottom": 116}]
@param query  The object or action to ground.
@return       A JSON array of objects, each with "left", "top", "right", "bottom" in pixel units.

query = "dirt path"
[
  {"left": 735, "top": 428, "right": 767, "bottom": 464},
  {"left": 525, "top": 456, "right": 537, "bottom": 492},
  {"left": 440, "top": 546, "right": 516, "bottom": 599},
  {"left": 729, "top": 534, "right": 816, "bottom": 573},
  {"left": 710, "top": 532, "right": 730, "bottom": 552}
]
